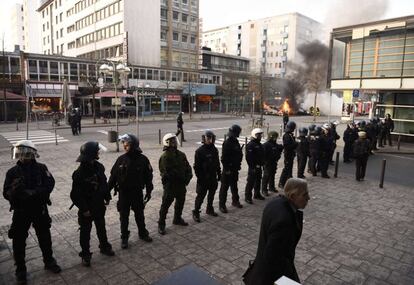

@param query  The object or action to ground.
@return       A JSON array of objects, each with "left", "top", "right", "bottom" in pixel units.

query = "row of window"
[
  {"left": 41, "top": 0, "right": 63, "bottom": 18},
  {"left": 67, "top": 0, "right": 101, "bottom": 17},
  {"left": 69, "top": 22, "right": 123, "bottom": 49},
  {"left": 78, "top": 45, "right": 124, "bottom": 60},
  {"left": 26, "top": 58, "right": 220, "bottom": 85},
  {"left": 73, "top": 1, "right": 122, "bottom": 33}
]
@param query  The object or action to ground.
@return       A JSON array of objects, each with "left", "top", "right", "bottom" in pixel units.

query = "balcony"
[
  {"left": 281, "top": 56, "right": 287, "bottom": 62},
  {"left": 282, "top": 43, "right": 288, "bottom": 50},
  {"left": 161, "top": 19, "right": 168, "bottom": 26},
  {"left": 281, "top": 32, "right": 288, "bottom": 38},
  {"left": 262, "top": 35, "right": 267, "bottom": 41}
]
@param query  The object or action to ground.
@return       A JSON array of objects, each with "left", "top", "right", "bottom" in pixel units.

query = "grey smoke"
[{"left": 324, "top": 0, "right": 389, "bottom": 29}]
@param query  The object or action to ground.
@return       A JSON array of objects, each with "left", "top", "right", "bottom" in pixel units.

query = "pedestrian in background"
[
  {"left": 70, "top": 141, "right": 115, "bottom": 266},
  {"left": 219, "top": 124, "right": 243, "bottom": 213},
  {"left": 158, "top": 133, "right": 193, "bottom": 235},
  {"left": 108, "top": 134, "right": 153, "bottom": 249},
  {"left": 243, "top": 178, "right": 309, "bottom": 285},
  {"left": 353, "top": 131, "right": 371, "bottom": 181},
  {"left": 175, "top": 112, "right": 186, "bottom": 142},
  {"left": 282, "top": 111, "right": 289, "bottom": 129},
  {"left": 3, "top": 140, "right": 61, "bottom": 284},
  {"left": 192, "top": 130, "right": 221, "bottom": 222},
  {"left": 385, "top": 113, "right": 394, "bottom": 146}
]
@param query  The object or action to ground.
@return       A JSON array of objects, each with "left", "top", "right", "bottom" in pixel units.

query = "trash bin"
[{"left": 108, "top": 130, "right": 118, "bottom": 143}]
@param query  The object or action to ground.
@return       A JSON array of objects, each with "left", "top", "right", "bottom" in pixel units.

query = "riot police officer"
[
  {"left": 328, "top": 122, "right": 340, "bottom": 164},
  {"left": 278, "top": 121, "right": 298, "bottom": 188},
  {"left": 297, "top": 128, "right": 310, "bottom": 178},
  {"left": 245, "top": 128, "right": 265, "bottom": 203},
  {"left": 192, "top": 130, "right": 221, "bottom": 222},
  {"left": 158, "top": 133, "right": 193, "bottom": 235},
  {"left": 261, "top": 131, "right": 283, "bottom": 196},
  {"left": 108, "top": 134, "right": 153, "bottom": 249},
  {"left": 219, "top": 125, "right": 243, "bottom": 213},
  {"left": 353, "top": 131, "right": 371, "bottom": 181},
  {"left": 319, "top": 125, "right": 332, "bottom": 178},
  {"left": 343, "top": 123, "right": 355, "bottom": 163},
  {"left": 309, "top": 126, "right": 322, "bottom": 176},
  {"left": 3, "top": 140, "right": 61, "bottom": 284},
  {"left": 70, "top": 141, "right": 114, "bottom": 266}
]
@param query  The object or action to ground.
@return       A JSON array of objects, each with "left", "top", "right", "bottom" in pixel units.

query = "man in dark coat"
[
  {"left": 175, "top": 112, "right": 186, "bottom": 142},
  {"left": 243, "top": 178, "right": 309, "bottom": 285},
  {"left": 245, "top": 128, "right": 265, "bottom": 203},
  {"left": 192, "top": 130, "right": 221, "bottom": 222},
  {"left": 343, "top": 123, "right": 356, "bottom": 163},
  {"left": 158, "top": 133, "right": 193, "bottom": 235},
  {"left": 261, "top": 131, "right": 283, "bottom": 196},
  {"left": 278, "top": 121, "right": 297, "bottom": 188},
  {"left": 353, "top": 131, "right": 371, "bottom": 181},
  {"left": 3, "top": 140, "right": 61, "bottom": 284},
  {"left": 218, "top": 124, "right": 243, "bottom": 213},
  {"left": 384, "top": 113, "right": 394, "bottom": 146},
  {"left": 71, "top": 141, "right": 115, "bottom": 266},
  {"left": 108, "top": 134, "right": 153, "bottom": 249},
  {"left": 319, "top": 125, "right": 332, "bottom": 178}
]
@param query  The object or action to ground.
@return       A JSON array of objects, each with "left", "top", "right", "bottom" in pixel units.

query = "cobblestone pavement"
[{"left": 0, "top": 138, "right": 413, "bottom": 284}]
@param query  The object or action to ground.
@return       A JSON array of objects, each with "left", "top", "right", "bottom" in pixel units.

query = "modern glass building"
[{"left": 328, "top": 15, "right": 414, "bottom": 136}]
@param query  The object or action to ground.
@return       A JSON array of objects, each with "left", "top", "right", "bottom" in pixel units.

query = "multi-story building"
[
  {"left": 37, "top": 0, "right": 199, "bottom": 70},
  {"left": 202, "top": 13, "right": 323, "bottom": 77},
  {"left": 10, "top": 4, "right": 25, "bottom": 51},
  {"left": 22, "top": 0, "right": 42, "bottom": 53},
  {"left": 328, "top": 15, "right": 414, "bottom": 138}
]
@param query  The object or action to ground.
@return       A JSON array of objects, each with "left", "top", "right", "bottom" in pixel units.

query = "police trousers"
[
  {"left": 245, "top": 167, "right": 262, "bottom": 200},
  {"left": 158, "top": 186, "right": 186, "bottom": 225},
  {"left": 261, "top": 164, "right": 277, "bottom": 193},
  {"left": 117, "top": 192, "right": 148, "bottom": 239},
  {"left": 194, "top": 180, "right": 218, "bottom": 211},
  {"left": 78, "top": 210, "right": 111, "bottom": 255},
  {"left": 219, "top": 170, "right": 240, "bottom": 207}
]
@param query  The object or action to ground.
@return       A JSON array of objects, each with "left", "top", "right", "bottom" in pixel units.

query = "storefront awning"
[
  {"left": 0, "top": 91, "right": 26, "bottom": 101},
  {"left": 90, "top": 90, "right": 135, "bottom": 98}
]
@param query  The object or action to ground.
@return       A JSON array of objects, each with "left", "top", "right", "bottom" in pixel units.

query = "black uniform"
[
  {"left": 308, "top": 133, "right": 321, "bottom": 176},
  {"left": 278, "top": 132, "right": 297, "bottom": 187},
  {"left": 245, "top": 138, "right": 265, "bottom": 201},
  {"left": 108, "top": 149, "right": 153, "bottom": 240},
  {"left": 193, "top": 143, "right": 221, "bottom": 213},
  {"left": 296, "top": 136, "right": 310, "bottom": 178},
  {"left": 343, "top": 126, "right": 355, "bottom": 162},
  {"left": 158, "top": 147, "right": 192, "bottom": 226},
  {"left": 175, "top": 114, "right": 185, "bottom": 142},
  {"left": 378, "top": 121, "right": 387, "bottom": 147},
  {"left": 353, "top": 138, "right": 371, "bottom": 181},
  {"left": 219, "top": 136, "right": 243, "bottom": 207},
  {"left": 70, "top": 161, "right": 112, "bottom": 258},
  {"left": 329, "top": 127, "right": 340, "bottom": 163},
  {"left": 3, "top": 160, "right": 58, "bottom": 276},
  {"left": 384, "top": 117, "right": 394, "bottom": 146},
  {"left": 319, "top": 133, "right": 331, "bottom": 178},
  {"left": 69, "top": 111, "right": 79, "bottom": 135},
  {"left": 261, "top": 140, "right": 283, "bottom": 194}
]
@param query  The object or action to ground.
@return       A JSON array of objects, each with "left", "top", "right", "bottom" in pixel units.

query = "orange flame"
[{"left": 281, "top": 100, "right": 291, "bottom": 114}]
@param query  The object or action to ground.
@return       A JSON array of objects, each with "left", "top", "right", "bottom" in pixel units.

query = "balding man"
[{"left": 243, "top": 178, "right": 309, "bottom": 285}]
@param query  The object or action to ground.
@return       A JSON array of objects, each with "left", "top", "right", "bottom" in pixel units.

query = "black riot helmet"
[
  {"left": 228, "top": 124, "right": 242, "bottom": 137},
  {"left": 119, "top": 133, "right": 141, "bottom": 152},
  {"left": 202, "top": 130, "right": 216, "bottom": 144},
  {"left": 308, "top": 124, "right": 316, "bottom": 135},
  {"left": 77, "top": 141, "right": 101, "bottom": 162},
  {"left": 285, "top": 121, "right": 296, "bottom": 133},
  {"left": 299, "top": 127, "right": 308, "bottom": 137},
  {"left": 315, "top": 126, "right": 323, "bottom": 136}
]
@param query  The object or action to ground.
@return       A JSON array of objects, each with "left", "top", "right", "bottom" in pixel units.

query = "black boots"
[
  {"left": 173, "top": 218, "right": 189, "bottom": 226},
  {"left": 79, "top": 252, "right": 92, "bottom": 267},
  {"left": 44, "top": 258, "right": 61, "bottom": 273}
]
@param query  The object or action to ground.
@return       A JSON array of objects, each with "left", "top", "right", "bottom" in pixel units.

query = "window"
[
  {"left": 190, "top": 35, "right": 196, "bottom": 44},
  {"left": 173, "top": 32, "right": 179, "bottom": 41},
  {"left": 43, "top": 24, "right": 45, "bottom": 32},
  {"left": 161, "top": 8, "right": 167, "bottom": 19},
  {"left": 182, "top": 34, "right": 188, "bottom": 43},
  {"left": 173, "top": 11, "right": 179, "bottom": 21},
  {"left": 60, "top": 12, "right": 63, "bottom": 22},
  {"left": 182, "top": 13, "right": 188, "bottom": 23},
  {"left": 161, "top": 30, "right": 167, "bottom": 40}
]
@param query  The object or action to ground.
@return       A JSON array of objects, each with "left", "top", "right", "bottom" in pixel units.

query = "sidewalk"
[{"left": 0, "top": 139, "right": 413, "bottom": 285}]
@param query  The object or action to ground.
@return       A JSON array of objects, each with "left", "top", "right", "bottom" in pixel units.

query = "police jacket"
[
  {"left": 3, "top": 160, "right": 55, "bottom": 211},
  {"left": 177, "top": 115, "right": 184, "bottom": 128},
  {"left": 343, "top": 127, "right": 353, "bottom": 144},
  {"left": 194, "top": 143, "right": 221, "bottom": 183},
  {"left": 70, "top": 161, "right": 110, "bottom": 215},
  {"left": 221, "top": 136, "right": 243, "bottom": 172},
  {"left": 108, "top": 149, "right": 154, "bottom": 194},
  {"left": 159, "top": 147, "right": 192, "bottom": 189},
  {"left": 263, "top": 140, "right": 283, "bottom": 167},
  {"left": 320, "top": 134, "right": 332, "bottom": 157},
  {"left": 308, "top": 135, "right": 321, "bottom": 156},
  {"left": 282, "top": 132, "right": 297, "bottom": 158},
  {"left": 245, "top": 195, "right": 303, "bottom": 285},
  {"left": 246, "top": 138, "right": 265, "bottom": 168},
  {"left": 385, "top": 118, "right": 394, "bottom": 132},
  {"left": 353, "top": 138, "right": 371, "bottom": 158},
  {"left": 296, "top": 136, "right": 310, "bottom": 157}
]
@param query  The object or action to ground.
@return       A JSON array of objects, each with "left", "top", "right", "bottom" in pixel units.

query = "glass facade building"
[{"left": 329, "top": 16, "right": 414, "bottom": 136}]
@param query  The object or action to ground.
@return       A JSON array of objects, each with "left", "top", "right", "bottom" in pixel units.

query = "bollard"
[
  {"left": 397, "top": 135, "right": 401, "bottom": 150},
  {"left": 379, "top": 159, "right": 386, "bottom": 188},
  {"left": 334, "top": 152, "right": 339, "bottom": 178},
  {"left": 16, "top": 119, "right": 19, "bottom": 131},
  {"left": 54, "top": 128, "right": 58, "bottom": 145},
  {"left": 224, "top": 134, "right": 227, "bottom": 141},
  {"left": 158, "top": 129, "right": 162, "bottom": 145}
]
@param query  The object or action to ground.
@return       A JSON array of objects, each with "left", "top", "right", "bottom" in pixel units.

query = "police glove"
[{"left": 144, "top": 193, "right": 151, "bottom": 204}]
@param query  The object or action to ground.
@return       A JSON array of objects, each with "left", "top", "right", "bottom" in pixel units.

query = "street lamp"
[{"left": 99, "top": 61, "right": 130, "bottom": 152}]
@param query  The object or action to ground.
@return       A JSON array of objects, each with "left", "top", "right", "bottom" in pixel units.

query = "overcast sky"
[{"left": 1, "top": 0, "right": 413, "bottom": 50}]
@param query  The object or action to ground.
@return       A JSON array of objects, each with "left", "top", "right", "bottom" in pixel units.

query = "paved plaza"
[{"left": 0, "top": 116, "right": 413, "bottom": 285}]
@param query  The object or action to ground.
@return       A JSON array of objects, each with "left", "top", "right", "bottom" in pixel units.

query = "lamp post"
[{"left": 99, "top": 61, "right": 130, "bottom": 152}]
